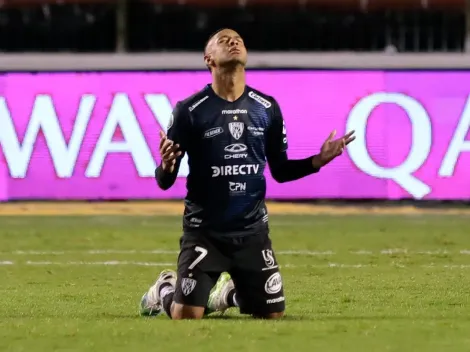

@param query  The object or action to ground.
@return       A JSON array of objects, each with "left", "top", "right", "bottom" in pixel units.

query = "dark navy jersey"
[{"left": 165, "top": 84, "right": 289, "bottom": 236}]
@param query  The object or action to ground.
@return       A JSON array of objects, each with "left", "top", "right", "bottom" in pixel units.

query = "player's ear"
[{"left": 204, "top": 54, "right": 213, "bottom": 70}]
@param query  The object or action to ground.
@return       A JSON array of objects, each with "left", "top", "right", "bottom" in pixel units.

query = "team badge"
[
  {"left": 229, "top": 122, "right": 244, "bottom": 140},
  {"left": 181, "top": 278, "right": 197, "bottom": 296}
]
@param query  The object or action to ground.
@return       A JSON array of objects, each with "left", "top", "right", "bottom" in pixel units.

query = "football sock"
[
  {"left": 227, "top": 289, "right": 239, "bottom": 307},
  {"left": 159, "top": 283, "right": 216, "bottom": 317},
  {"left": 159, "top": 283, "right": 175, "bottom": 318}
]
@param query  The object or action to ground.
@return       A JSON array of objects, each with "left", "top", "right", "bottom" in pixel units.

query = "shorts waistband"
[{"left": 183, "top": 230, "right": 266, "bottom": 246}]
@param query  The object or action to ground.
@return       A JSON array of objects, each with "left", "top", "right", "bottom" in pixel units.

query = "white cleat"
[
  {"left": 207, "top": 272, "right": 235, "bottom": 314},
  {"left": 140, "top": 269, "right": 177, "bottom": 316}
]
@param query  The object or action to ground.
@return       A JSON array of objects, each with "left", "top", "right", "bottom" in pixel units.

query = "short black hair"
[{"left": 204, "top": 28, "right": 227, "bottom": 54}]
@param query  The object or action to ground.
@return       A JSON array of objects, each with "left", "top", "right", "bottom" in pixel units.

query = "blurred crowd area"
[{"left": 0, "top": 0, "right": 466, "bottom": 52}]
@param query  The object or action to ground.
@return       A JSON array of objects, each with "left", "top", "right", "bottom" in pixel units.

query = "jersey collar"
[{"left": 207, "top": 84, "right": 248, "bottom": 104}]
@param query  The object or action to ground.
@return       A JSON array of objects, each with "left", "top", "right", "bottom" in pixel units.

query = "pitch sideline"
[{"left": 0, "top": 201, "right": 469, "bottom": 216}]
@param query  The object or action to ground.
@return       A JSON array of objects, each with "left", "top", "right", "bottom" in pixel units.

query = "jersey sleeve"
[
  {"left": 266, "top": 98, "right": 288, "bottom": 159},
  {"left": 166, "top": 102, "right": 191, "bottom": 153},
  {"left": 266, "top": 98, "right": 319, "bottom": 183},
  {"left": 155, "top": 102, "right": 191, "bottom": 190}
]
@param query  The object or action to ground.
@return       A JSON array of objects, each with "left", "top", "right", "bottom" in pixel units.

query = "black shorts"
[{"left": 173, "top": 231, "right": 285, "bottom": 316}]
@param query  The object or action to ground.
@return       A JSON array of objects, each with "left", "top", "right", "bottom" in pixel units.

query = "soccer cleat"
[
  {"left": 207, "top": 272, "right": 235, "bottom": 314},
  {"left": 140, "top": 269, "right": 177, "bottom": 316}
]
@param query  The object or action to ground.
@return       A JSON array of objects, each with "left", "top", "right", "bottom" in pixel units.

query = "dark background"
[{"left": 0, "top": 0, "right": 466, "bottom": 53}]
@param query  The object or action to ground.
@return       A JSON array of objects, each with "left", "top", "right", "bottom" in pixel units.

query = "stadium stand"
[{"left": 0, "top": 0, "right": 465, "bottom": 52}]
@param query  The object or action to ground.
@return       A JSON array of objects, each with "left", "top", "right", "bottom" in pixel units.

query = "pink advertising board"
[{"left": 0, "top": 71, "right": 469, "bottom": 200}]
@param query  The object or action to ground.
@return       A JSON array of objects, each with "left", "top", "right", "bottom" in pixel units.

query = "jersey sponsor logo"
[
  {"left": 229, "top": 181, "right": 246, "bottom": 193},
  {"left": 248, "top": 126, "right": 264, "bottom": 136},
  {"left": 181, "top": 278, "right": 197, "bottom": 296},
  {"left": 211, "top": 164, "right": 259, "bottom": 177},
  {"left": 229, "top": 122, "right": 244, "bottom": 140},
  {"left": 203, "top": 127, "right": 224, "bottom": 139},
  {"left": 225, "top": 154, "right": 247, "bottom": 159},
  {"left": 248, "top": 91, "right": 272, "bottom": 108},
  {"left": 188, "top": 96, "right": 209, "bottom": 112},
  {"left": 266, "top": 296, "right": 285, "bottom": 304},
  {"left": 282, "top": 120, "right": 287, "bottom": 144},
  {"left": 224, "top": 144, "right": 248, "bottom": 159},
  {"left": 222, "top": 109, "right": 248, "bottom": 114},
  {"left": 224, "top": 143, "right": 247, "bottom": 153},
  {"left": 189, "top": 217, "right": 202, "bottom": 228},
  {"left": 264, "top": 272, "right": 282, "bottom": 295}
]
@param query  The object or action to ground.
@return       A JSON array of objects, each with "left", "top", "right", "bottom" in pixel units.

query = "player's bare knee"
[
  {"left": 171, "top": 303, "right": 205, "bottom": 320},
  {"left": 265, "top": 311, "right": 284, "bottom": 320},
  {"left": 253, "top": 311, "right": 284, "bottom": 320}
]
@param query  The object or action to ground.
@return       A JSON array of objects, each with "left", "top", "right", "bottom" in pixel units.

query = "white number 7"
[{"left": 188, "top": 246, "right": 208, "bottom": 270}]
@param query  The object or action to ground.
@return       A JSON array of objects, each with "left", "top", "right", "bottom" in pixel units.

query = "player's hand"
[
  {"left": 159, "top": 130, "right": 182, "bottom": 173},
  {"left": 313, "top": 130, "right": 356, "bottom": 168}
]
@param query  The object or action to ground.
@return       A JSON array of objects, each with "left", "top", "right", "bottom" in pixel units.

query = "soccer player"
[{"left": 140, "top": 28, "right": 355, "bottom": 320}]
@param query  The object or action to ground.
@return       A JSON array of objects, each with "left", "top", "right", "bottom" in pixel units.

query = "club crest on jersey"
[
  {"left": 229, "top": 122, "right": 244, "bottom": 140},
  {"left": 181, "top": 278, "right": 197, "bottom": 296}
]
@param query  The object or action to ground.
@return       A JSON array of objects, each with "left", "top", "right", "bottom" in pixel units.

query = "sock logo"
[{"left": 181, "top": 278, "right": 197, "bottom": 296}]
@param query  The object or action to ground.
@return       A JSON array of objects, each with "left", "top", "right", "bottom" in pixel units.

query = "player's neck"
[{"left": 212, "top": 67, "right": 246, "bottom": 102}]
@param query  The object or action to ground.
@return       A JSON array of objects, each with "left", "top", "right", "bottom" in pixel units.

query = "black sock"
[
  {"left": 227, "top": 289, "right": 238, "bottom": 307},
  {"left": 159, "top": 283, "right": 175, "bottom": 318}
]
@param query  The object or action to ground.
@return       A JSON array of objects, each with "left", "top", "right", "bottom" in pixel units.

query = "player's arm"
[
  {"left": 155, "top": 103, "right": 190, "bottom": 190},
  {"left": 266, "top": 99, "right": 355, "bottom": 183},
  {"left": 265, "top": 100, "right": 319, "bottom": 183}
]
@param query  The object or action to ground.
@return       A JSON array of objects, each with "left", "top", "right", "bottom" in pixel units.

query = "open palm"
[{"left": 318, "top": 130, "right": 356, "bottom": 166}]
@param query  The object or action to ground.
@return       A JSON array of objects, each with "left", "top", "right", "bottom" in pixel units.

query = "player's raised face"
[{"left": 205, "top": 29, "right": 247, "bottom": 70}]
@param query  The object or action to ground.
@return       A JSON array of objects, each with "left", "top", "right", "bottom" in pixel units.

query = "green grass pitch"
[{"left": 1, "top": 214, "right": 470, "bottom": 351}]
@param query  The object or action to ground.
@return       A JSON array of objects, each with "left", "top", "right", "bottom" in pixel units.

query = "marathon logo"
[
  {"left": 266, "top": 296, "right": 285, "bottom": 305},
  {"left": 211, "top": 164, "right": 259, "bottom": 177},
  {"left": 248, "top": 91, "right": 272, "bottom": 108},
  {"left": 222, "top": 109, "right": 248, "bottom": 114}
]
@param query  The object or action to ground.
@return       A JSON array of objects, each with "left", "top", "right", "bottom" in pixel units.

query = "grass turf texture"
[{"left": 1, "top": 203, "right": 470, "bottom": 351}]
